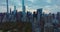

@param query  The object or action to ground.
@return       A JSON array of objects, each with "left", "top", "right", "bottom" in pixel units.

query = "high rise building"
[
  {"left": 6, "top": 0, "right": 9, "bottom": 19},
  {"left": 10, "top": 8, "right": 11, "bottom": 14},
  {"left": 56, "top": 12, "right": 60, "bottom": 23},
  {"left": 14, "top": 6, "right": 16, "bottom": 11},
  {"left": 37, "top": 8, "right": 42, "bottom": 22},
  {"left": 37, "top": 8, "right": 42, "bottom": 14},
  {"left": 40, "top": 13, "right": 45, "bottom": 32},
  {"left": 22, "top": 0, "right": 26, "bottom": 13},
  {"left": 32, "top": 8, "right": 42, "bottom": 32},
  {"left": 22, "top": 0, "right": 26, "bottom": 22},
  {"left": 52, "top": 13, "right": 55, "bottom": 19},
  {"left": 14, "top": 6, "right": 17, "bottom": 15},
  {"left": 48, "top": 13, "right": 53, "bottom": 23},
  {"left": 37, "top": 8, "right": 42, "bottom": 32},
  {"left": 32, "top": 11, "right": 37, "bottom": 32},
  {"left": 44, "top": 23, "right": 54, "bottom": 32},
  {"left": 6, "top": 0, "right": 9, "bottom": 14},
  {"left": 44, "top": 13, "right": 54, "bottom": 32}
]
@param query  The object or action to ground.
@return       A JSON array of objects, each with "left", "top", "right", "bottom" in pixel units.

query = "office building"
[
  {"left": 37, "top": 8, "right": 42, "bottom": 32},
  {"left": 44, "top": 23, "right": 54, "bottom": 32},
  {"left": 6, "top": 0, "right": 9, "bottom": 14},
  {"left": 6, "top": 0, "right": 9, "bottom": 19},
  {"left": 22, "top": 0, "right": 26, "bottom": 22},
  {"left": 13, "top": 6, "right": 17, "bottom": 15},
  {"left": 32, "top": 8, "right": 43, "bottom": 32},
  {"left": 22, "top": 0, "right": 25, "bottom": 13}
]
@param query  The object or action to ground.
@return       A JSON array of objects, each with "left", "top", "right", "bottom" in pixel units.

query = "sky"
[{"left": 0, "top": 0, "right": 60, "bottom": 14}]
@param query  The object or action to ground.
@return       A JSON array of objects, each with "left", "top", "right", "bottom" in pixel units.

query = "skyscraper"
[
  {"left": 22, "top": 0, "right": 25, "bottom": 13},
  {"left": 14, "top": 6, "right": 16, "bottom": 11},
  {"left": 14, "top": 6, "right": 17, "bottom": 15},
  {"left": 37, "top": 8, "right": 42, "bottom": 32},
  {"left": 6, "top": 0, "right": 9, "bottom": 19},
  {"left": 22, "top": 0, "right": 26, "bottom": 22},
  {"left": 6, "top": 0, "right": 9, "bottom": 14},
  {"left": 32, "top": 8, "right": 42, "bottom": 32},
  {"left": 10, "top": 8, "right": 11, "bottom": 14}
]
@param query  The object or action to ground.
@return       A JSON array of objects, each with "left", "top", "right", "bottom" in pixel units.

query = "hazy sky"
[{"left": 0, "top": 0, "right": 60, "bottom": 14}]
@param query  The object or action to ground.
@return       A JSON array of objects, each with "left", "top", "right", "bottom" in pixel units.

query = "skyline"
[{"left": 0, "top": 0, "right": 60, "bottom": 14}]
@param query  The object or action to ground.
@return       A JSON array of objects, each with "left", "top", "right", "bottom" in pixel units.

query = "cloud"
[
  {"left": 0, "top": 0, "right": 60, "bottom": 13},
  {"left": 28, "top": 0, "right": 34, "bottom": 2},
  {"left": 43, "top": 5, "right": 60, "bottom": 14},
  {"left": 46, "top": 0, "right": 52, "bottom": 3},
  {"left": 0, "top": 6, "right": 7, "bottom": 13}
]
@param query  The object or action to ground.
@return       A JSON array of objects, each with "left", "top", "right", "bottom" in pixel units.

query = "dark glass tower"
[
  {"left": 36, "top": 8, "right": 42, "bottom": 32},
  {"left": 22, "top": 0, "right": 25, "bottom": 13},
  {"left": 10, "top": 8, "right": 11, "bottom": 14},
  {"left": 32, "top": 8, "right": 43, "bottom": 32},
  {"left": 37, "top": 8, "right": 43, "bottom": 32},
  {"left": 14, "top": 6, "right": 17, "bottom": 15},
  {"left": 14, "top": 6, "right": 16, "bottom": 12},
  {"left": 6, "top": 0, "right": 9, "bottom": 19},
  {"left": 22, "top": 0, "right": 26, "bottom": 22},
  {"left": 6, "top": 0, "right": 9, "bottom": 14}
]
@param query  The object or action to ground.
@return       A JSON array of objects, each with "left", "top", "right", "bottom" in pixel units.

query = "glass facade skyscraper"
[
  {"left": 22, "top": 0, "right": 25, "bottom": 13},
  {"left": 6, "top": 0, "right": 9, "bottom": 14}
]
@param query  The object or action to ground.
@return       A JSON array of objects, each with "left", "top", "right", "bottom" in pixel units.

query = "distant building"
[
  {"left": 44, "top": 23, "right": 54, "bottom": 32},
  {"left": 32, "top": 8, "right": 43, "bottom": 32},
  {"left": 33, "top": 11, "right": 37, "bottom": 19},
  {"left": 2, "top": 13, "right": 8, "bottom": 22},
  {"left": 22, "top": 0, "right": 26, "bottom": 22},
  {"left": 26, "top": 11, "right": 32, "bottom": 22},
  {"left": 6, "top": 0, "right": 9, "bottom": 14},
  {"left": 22, "top": 0, "right": 25, "bottom": 13},
  {"left": 56, "top": 12, "right": 60, "bottom": 23},
  {"left": 6, "top": 0, "right": 9, "bottom": 19},
  {"left": 0, "top": 13, "right": 5, "bottom": 23},
  {"left": 44, "top": 13, "right": 54, "bottom": 32},
  {"left": 52, "top": 13, "right": 55, "bottom": 19},
  {"left": 52, "top": 14, "right": 59, "bottom": 32},
  {"left": 13, "top": 6, "right": 17, "bottom": 15},
  {"left": 40, "top": 13, "right": 45, "bottom": 32},
  {"left": 10, "top": 8, "right": 12, "bottom": 14},
  {"left": 48, "top": 13, "right": 53, "bottom": 23},
  {"left": 37, "top": 8, "right": 42, "bottom": 32}
]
